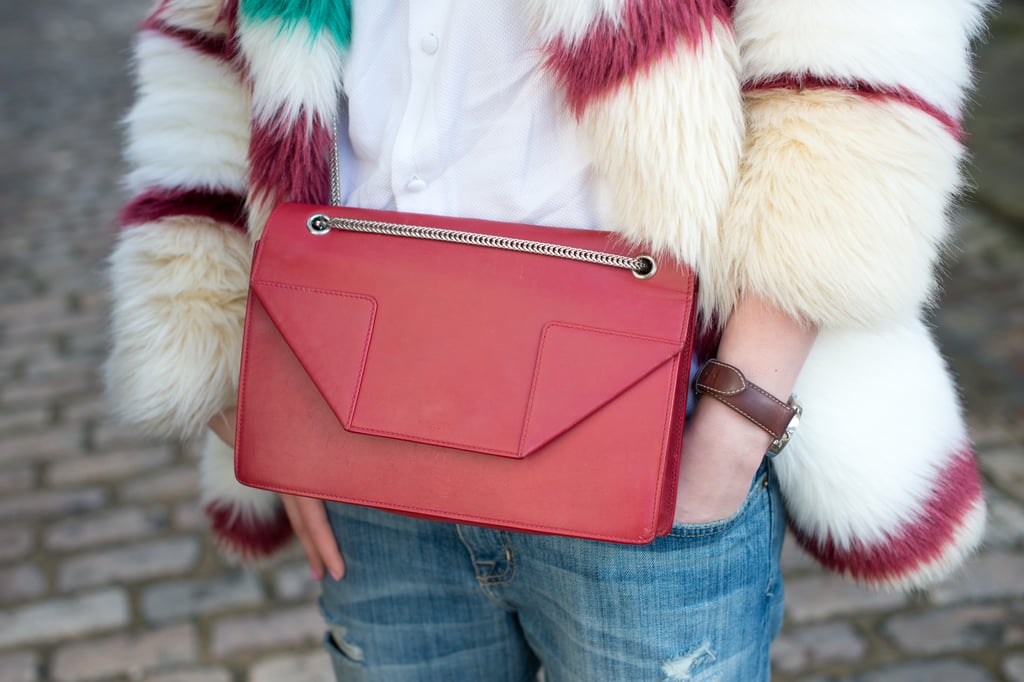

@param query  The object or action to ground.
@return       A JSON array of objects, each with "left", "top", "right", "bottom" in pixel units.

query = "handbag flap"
[{"left": 250, "top": 204, "right": 695, "bottom": 460}]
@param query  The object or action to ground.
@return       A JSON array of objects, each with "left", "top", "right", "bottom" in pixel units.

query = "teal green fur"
[{"left": 240, "top": 0, "right": 352, "bottom": 46}]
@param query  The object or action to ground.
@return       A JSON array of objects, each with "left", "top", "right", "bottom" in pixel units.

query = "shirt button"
[
  {"left": 406, "top": 177, "right": 427, "bottom": 192},
  {"left": 420, "top": 33, "right": 439, "bottom": 55}
]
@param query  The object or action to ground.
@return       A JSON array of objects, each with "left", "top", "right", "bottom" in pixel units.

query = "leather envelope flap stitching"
[{"left": 252, "top": 282, "right": 684, "bottom": 459}]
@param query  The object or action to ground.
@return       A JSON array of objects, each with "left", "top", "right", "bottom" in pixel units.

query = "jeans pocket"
[{"left": 668, "top": 461, "right": 768, "bottom": 539}]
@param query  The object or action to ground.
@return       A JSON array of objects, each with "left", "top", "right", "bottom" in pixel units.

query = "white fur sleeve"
[
  {"left": 106, "top": 0, "right": 252, "bottom": 437},
  {"left": 721, "top": 0, "right": 989, "bottom": 329}
]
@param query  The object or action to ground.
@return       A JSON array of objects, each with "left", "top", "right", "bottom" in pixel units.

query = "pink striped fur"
[
  {"left": 792, "top": 447, "right": 984, "bottom": 587},
  {"left": 543, "top": 0, "right": 733, "bottom": 115},
  {"left": 120, "top": 188, "right": 248, "bottom": 233},
  {"left": 248, "top": 113, "right": 332, "bottom": 206},
  {"left": 141, "top": 14, "right": 231, "bottom": 59},
  {"left": 745, "top": 74, "right": 964, "bottom": 141}
]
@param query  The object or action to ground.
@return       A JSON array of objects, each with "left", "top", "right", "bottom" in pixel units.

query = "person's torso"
[{"left": 335, "top": 0, "right": 610, "bottom": 230}]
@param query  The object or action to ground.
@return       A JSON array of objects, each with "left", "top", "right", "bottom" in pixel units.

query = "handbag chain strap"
[
  {"left": 324, "top": 117, "right": 656, "bottom": 279},
  {"left": 306, "top": 213, "right": 658, "bottom": 279}
]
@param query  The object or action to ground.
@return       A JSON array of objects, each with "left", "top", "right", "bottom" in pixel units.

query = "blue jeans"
[{"left": 319, "top": 460, "right": 785, "bottom": 681}]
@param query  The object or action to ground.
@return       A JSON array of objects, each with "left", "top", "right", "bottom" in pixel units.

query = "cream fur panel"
[
  {"left": 779, "top": 320, "right": 968, "bottom": 547},
  {"left": 777, "top": 319, "right": 983, "bottom": 588},
  {"left": 125, "top": 32, "right": 250, "bottom": 195},
  {"left": 245, "top": 194, "right": 276, "bottom": 244},
  {"left": 237, "top": 17, "right": 345, "bottom": 125},
  {"left": 523, "top": 0, "right": 628, "bottom": 43},
  {"left": 735, "top": 0, "right": 990, "bottom": 115},
  {"left": 157, "top": 0, "right": 230, "bottom": 34},
  {"left": 105, "top": 220, "right": 251, "bottom": 437},
  {"left": 723, "top": 89, "right": 963, "bottom": 329},
  {"left": 583, "top": 19, "right": 743, "bottom": 321}
]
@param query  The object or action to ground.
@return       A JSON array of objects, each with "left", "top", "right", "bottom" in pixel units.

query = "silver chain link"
[
  {"left": 329, "top": 115, "right": 343, "bottom": 208},
  {"left": 307, "top": 214, "right": 657, "bottom": 278}
]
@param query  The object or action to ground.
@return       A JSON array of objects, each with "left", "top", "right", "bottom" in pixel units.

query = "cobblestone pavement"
[{"left": 1, "top": 1, "right": 1022, "bottom": 681}]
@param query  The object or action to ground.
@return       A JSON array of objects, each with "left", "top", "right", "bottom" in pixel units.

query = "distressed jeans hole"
[
  {"left": 330, "top": 625, "right": 365, "bottom": 663},
  {"left": 662, "top": 642, "right": 716, "bottom": 681}
]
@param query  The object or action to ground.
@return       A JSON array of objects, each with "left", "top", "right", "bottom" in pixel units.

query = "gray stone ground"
[{"left": 0, "top": 1, "right": 1021, "bottom": 680}]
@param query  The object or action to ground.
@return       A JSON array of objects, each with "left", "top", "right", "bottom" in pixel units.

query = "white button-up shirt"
[{"left": 336, "top": 1, "right": 608, "bottom": 231}]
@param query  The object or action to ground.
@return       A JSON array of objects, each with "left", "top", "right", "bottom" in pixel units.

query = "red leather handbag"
[{"left": 235, "top": 204, "right": 697, "bottom": 543}]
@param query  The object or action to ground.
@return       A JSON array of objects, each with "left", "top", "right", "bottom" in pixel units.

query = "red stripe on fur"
[
  {"left": 544, "top": 0, "right": 733, "bottom": 116},
  {"left": 249, "top": 112, "right": 332, "bottom": 205},
  {"left": 745, "top": 75, "right": 964, "bottom": 141},
  {"left": 219, "top": 0, "right": 240, "bottom": 32},
  {"left": 218, "top": 0, "right": 241, "bottom": 60},
  {"left": 119, "top": 188, "right": 248, "bottom": 233},
  {"left": 792, "top": 446, "right": 983, "bottom": 585},
  {"left": 142, "top": 15, "right": 230, "bottom": 59},
  {"left": 205, "top": 500, "right": 293, "bottom": 560}
]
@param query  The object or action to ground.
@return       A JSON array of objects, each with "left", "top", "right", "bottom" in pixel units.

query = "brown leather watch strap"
[{"left": 694, "top": 359, "right": 801, "bottom": 454}]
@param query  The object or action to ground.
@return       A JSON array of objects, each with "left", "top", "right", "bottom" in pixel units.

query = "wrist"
[
  {"left": 690, "top": 397, "right": 774, "bottom": 461},
  {"left": 694, "top": 359, "right": 802, "bottom": 455}
]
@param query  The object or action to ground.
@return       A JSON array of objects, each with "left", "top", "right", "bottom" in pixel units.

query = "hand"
[
  {"left": 279, "top": 493, "right": 346, "bottom": 581},
  {"left": 672, "top": 397, "right": 771, "bottom": 525},
  {"left": 672, "top": 294, "right": 817, "bottom": 524},
  {"left": 207, "top": 408, "right": 346, "bottom": 581}
]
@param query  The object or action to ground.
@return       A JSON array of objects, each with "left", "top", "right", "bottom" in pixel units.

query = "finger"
[
  {"left": 297, "top": 496, "right": 346, "bottom": 581},
  {"left": 280, "top": 494, "right": 324, "bottom": 579}
]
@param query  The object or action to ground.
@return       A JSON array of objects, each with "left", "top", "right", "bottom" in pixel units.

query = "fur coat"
[{"left": 107, "top": 0, "right": 991, "bottom": 589}]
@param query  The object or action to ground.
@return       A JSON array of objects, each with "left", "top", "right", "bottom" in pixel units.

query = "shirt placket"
[{"left": 389, "top": 2, "right": 443, "bottom": 213}]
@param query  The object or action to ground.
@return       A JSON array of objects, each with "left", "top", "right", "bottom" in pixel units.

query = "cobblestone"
[
  {"left": 779, "top": 535, "right": 819, "bottom": 574},
  {"left": 45, "top": 445, "right": 174, "bottom": 486},
  {"left": 275, "top": 561, "right": 321, "bottom": 602},
  {"left": 853, "top": 660, "right": 996, "bottom": 682},
  {"left": 0, "top": 487, "right": 107, "bottom": 522},
  {"left": 770, "top": 623, "right": 867, "bottom": 674},
  {"left": 173, "top": 500, "right": 206, "bottom": 532},
  {"left": 211, "top": 605, "right": 324, "bottom": 657},
  {"left": 928, "top": 551, "right": 1024, "bottom": 606},
  {"left": 982, "top": 448, "right": 1024, "bottom": 503},
  {"left": 90, "top": 421, "right": 164, "bottom": 451},
  {"left": 0, "top": 652, "right": 39, "bottom": 682},
  {"left": 143, "top": 669, "right": 232, "bottom": 682},
  {"left": 0, "top": 589, "right": 129, "bottom": 648},
  {"left": 58, "top": 537, "right": 200, "bottom": 591},
  {"left": 0, "top": 564, "right": 47, "bottom": 605},
  {"left": 45, "top": 507, "right": 169, "bottom": 551},
  {"left": 1006, "top": 657, "right": 1024, "bottom": 682},
  {"left": 0, "top": 465, "right": 37, "bottom": 494},
  {"left": 2, "top": 312, "right": 107, "bottom": 344},
  {"left": 121, "top": 467, "right": 201, "bottom": 503},
  {"left": 0, "top": 527, "right": 34, "bottom": 563},
  {"left": 0, "top": 408, "right": 50, "bottom": 435},
  {"left": 882, "top": 603, "right": 1024, "bottom": 654},
  {"left": 985, "top": 487, "right": 1024, "bottom": 548},
  {"left": 60, "top": 398, "right": 109, "bottom": 423},
  {"left": 1, "top": 368, "right": 96, "bottom": 406},
  {"left": 50, "top": 623, "right": 197, "bottom": 682},
  {"left": 249, "top": 650, "right": 334, "bottom": 682},
  {"left": 783, "top": 573, "right": 908, "bottom": 624},
  {"left": 142, "top": 572, "right": 265, "bottom": 624},
  {"left": 0, "top": 428, "right": 83, "bottom": 464}
]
